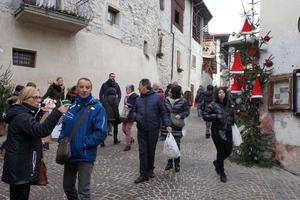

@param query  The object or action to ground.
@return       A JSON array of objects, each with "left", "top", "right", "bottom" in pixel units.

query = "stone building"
[
  {"left": 260, "top": 0, "right": 300, "bottom": 175},
  {"left": 0, "top": 0, "right": 211, "bottom": 98}
]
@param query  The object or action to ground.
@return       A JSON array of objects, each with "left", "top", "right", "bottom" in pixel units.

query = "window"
[
  {"left": 293, "top": 69, "right": 300, "bottom": 115},
  {"left": 12, "top": 48, "right": 36, "bottom": 68},
  {"left": 192, "top": 55, "right": 196, "bottom": 68},
  {"left": 172, "top": 0, "right": 184, "bottom": 32},
  {"left": 175, "top": 10, "right": 180, "bottom": 24},
  {"left": 107, "top": 6, "right": 119, "bottom": 25},
  {"left": 159, "top": 0, "right": 164, "bottom": 10}
]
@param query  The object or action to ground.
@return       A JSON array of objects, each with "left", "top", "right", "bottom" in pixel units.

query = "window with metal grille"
[
  {"left": 107, "top": 6, "right": 120, "bottom": 25},
  {"left": 12, "top": 48, "right": 36, "bottom": 68}
]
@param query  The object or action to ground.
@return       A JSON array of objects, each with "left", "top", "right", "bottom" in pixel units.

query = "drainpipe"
[
  {"left": 170, "top": 19, "right": 175, "bottom": 81},
  {"left": 187, "top": 0, "right": 193, "bottom": 89}
]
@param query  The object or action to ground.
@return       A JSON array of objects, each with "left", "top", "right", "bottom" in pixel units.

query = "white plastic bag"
[
  {"left": 163, "top": 133, "right": 181, "bottom": 159},
  {"left": 232, "top": 123, "right": 243, "bottom": 146},
  {"left": 51, "top": 116, "right": 63, "bottom": 139}
]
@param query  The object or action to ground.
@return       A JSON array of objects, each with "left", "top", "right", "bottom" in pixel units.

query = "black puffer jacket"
[
  {"left": 133, "top": 91, "right": 170, "bottom": 131},
  {"left": 102, "top": 94, "right": 120, "bottom": 122},
  {"left": 2, "top": 103, "right": 62, "bottom": 184},
  {"left": 162, "top": 97, "right": 190, "bottom": 136},
  {"left": 203, "top": 101, "right": 235, "bottom": 131},
  {"left": 42, "top": 83, "right": 65, "bottom": 107}
]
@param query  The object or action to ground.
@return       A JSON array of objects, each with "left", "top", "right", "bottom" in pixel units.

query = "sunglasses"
[{"left": 28, "top": 96, "right": 42, "bottom": 100}]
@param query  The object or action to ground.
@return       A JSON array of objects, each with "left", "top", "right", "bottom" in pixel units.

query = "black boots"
[
  {"left": 174, "top": 162, "right": 180, "bottom": 172},
  {"left": 220, "top": 172, "right": 227, "bottom": 183},
  {"left": 165, "top": 160, "right": 173, "bottom": 171},
  {"left": 165, "top": 159, "right": 180, "bottom": 172}
]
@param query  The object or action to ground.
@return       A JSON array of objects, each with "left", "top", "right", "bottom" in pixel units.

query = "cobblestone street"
[{"left": 0, "top": 109, "right": 300, "bottom": 200}]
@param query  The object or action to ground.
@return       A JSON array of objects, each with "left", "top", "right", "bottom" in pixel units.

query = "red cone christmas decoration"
[
  {"left": 251, "top": 76, "right": 263, "bottom": 98},
  {"left": 230, "top": 52, "right": 244, "bottom": 74},
  {"left": 230, "top": 77, "right": 242, "bottom": 93},
  {"left": 241, "top": 18, "right": 253, "bottom": 33}
]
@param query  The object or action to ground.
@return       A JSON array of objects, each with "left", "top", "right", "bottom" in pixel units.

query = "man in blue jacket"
[
  {"left": 133, "top": 78, "right": 172, "bottom": 184},
  {"left": 59, "top": 78, "right": 108, "bottom": 199}
]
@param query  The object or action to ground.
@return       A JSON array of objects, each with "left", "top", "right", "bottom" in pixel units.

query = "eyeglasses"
[{"left": 28, "top": 96, "right": 41, "bottom": 100}]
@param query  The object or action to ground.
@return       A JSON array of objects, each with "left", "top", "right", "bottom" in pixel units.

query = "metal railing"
[{"left": 21, "top": 0, "right": 94, "bottom": 22}]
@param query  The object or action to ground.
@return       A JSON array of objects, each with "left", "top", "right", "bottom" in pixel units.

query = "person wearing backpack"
[{"left": 201, "top": 85, "right": 214, "bottom": 138}]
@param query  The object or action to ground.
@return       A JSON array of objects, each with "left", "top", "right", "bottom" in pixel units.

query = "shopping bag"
[
  {"left": 51, "top": 116, "right": 63, "bottom": 139},
  {"left": 232, "top": 123, "right": 243, "bottom": 146},
  {"left": 163, "top": 133, "right": 181, "bottom": 159}
]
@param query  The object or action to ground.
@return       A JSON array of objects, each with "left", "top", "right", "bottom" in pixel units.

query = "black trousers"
[
  {"left": 109, "top": 121, "right": 119, "bottom": 142},
  {"left": 211, "top": 130, "right": 233, "bottom": 174},
  {"left": 10, "top": 183, "right": 31, "bottom": 200},
  {"left": 137, "top": 129, "right": 159, "bottom": 177}
]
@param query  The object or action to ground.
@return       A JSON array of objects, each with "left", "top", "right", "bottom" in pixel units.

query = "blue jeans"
[{"left": 63, "top": 162, "right": 94, "bottom": 200}]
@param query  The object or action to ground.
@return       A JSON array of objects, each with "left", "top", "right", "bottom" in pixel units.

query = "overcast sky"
[{"left": 203, "top": 0, "right": 259, "bottom": 34}]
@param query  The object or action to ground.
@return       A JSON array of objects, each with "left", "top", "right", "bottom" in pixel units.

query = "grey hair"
[{"left": 125, "top": 84, "right": 135, "bottom": 92}]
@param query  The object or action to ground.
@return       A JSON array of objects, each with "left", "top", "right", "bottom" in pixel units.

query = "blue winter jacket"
[
  {"left": 59, "top": 95, "right": 108, "bottom": 163},
  {"left": 133, "top": 90, "right": 170, "bottom": 131}
]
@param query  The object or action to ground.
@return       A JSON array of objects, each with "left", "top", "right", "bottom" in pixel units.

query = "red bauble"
[
  {"left": 265, "top": 60, "right": 273, "bottom": 67},
  {"left": 263, "top": 35, "right": 271, "bottom": 42}
]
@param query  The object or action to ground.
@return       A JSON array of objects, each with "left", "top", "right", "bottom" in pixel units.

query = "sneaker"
[{"left": 123, "top": 145, "right": 131, "bottom": 151}]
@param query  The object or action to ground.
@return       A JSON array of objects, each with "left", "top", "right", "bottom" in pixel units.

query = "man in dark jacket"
[
  {"left": 133, "top": 78, "right": 172, "bottom": 184},
  {"left": 99, "top": 73, "right": 121, "bottom": 103}
]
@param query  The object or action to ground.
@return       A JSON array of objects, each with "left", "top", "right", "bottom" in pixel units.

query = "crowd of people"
[{"left": 0, "top": 73, "right": 235, "bottom": 199}]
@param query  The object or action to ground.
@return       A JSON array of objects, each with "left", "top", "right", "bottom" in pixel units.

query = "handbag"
[
  {"left": 56, "top": 105, "right": 91, "bottom": 165},
  {"left": 120, "top": 105, "right": 131, "bottom": 119},
  {"left": 170, "top": 113, "right": 185, "bottom": 128},
  {"left": 34, "top": 159, "right": 48, "bottom": 186}
]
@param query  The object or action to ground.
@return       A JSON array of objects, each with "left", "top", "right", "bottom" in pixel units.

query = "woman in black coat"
[
  {"left": 162, "top": 85, "right": 190, "bottom": 172},
  {"left": 102, "top": 87, "right": 121, "bottom": 144},
  {"left": 1, "top": 87, "right": 68, "bottom": 200},
  {"left": 203, "top": 87, "right": 235, "bottom": 183}
]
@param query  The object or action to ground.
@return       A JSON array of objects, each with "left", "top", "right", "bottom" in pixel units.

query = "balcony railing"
[{"left": 14, "top": 0, "right": 94, "bottom": 33}]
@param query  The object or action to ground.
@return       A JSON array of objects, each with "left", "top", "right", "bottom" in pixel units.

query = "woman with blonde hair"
[{"left": 1, "top": 87, "right": 69, "bottom": 200}]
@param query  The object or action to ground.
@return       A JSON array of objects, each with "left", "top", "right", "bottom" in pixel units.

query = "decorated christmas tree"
[{"left": 225, "top": 1, "right": 275, "bottom": 167}]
